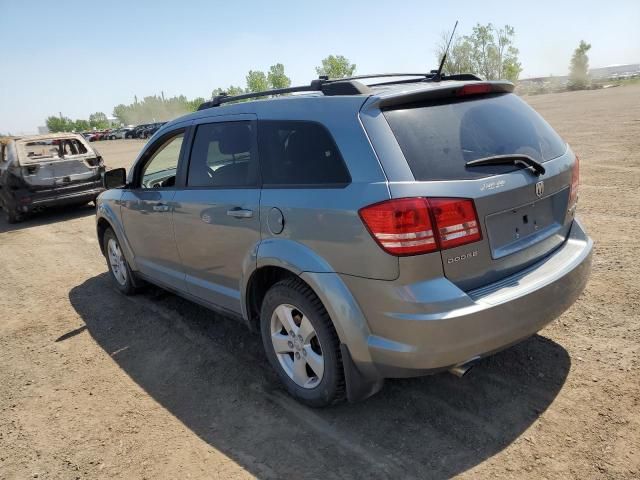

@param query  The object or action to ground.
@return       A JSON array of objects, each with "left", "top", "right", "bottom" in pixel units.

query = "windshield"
[{"left": 383, "top": 93, "right": 567, "bottom": 181}]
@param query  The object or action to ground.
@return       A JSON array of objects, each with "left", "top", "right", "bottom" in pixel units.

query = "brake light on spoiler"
[
  {"left": 455, "top": 83, "right": 494, "bottom": 96},
  {"left": 359, "top": 197, "right": 482, "bottom": 256}
]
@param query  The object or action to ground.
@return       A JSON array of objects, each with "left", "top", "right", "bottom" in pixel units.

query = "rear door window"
[
  {"left": 61, "top": 139, "right": 88, "bottom": 156},
  {"left": 187, "top": 121, "right": 257, "bottom": 188},
  {"left": 258, "top": 120, "right": 351, "bottom": 187},
  {"left": 383, "top": 93, "right": 567, "bottom": 181}
]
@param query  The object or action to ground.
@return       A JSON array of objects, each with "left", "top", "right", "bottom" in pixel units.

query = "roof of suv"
[
  {"left": 1, "top": 132, "right": 87, "bottom": 145},
  {"left": 157, "top": 77, "right": 515, "bottom": 136}
]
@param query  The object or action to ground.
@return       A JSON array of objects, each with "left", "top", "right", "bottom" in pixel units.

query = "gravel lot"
[{"left": 1, "top": 85, "right": 639, "bottom": 479}]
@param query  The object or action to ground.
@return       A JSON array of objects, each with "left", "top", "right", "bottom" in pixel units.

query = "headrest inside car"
[{"left": 219, "top": 124, "right": 251, "bottom": 154}]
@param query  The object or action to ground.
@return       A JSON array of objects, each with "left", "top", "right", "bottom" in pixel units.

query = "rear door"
[
  {"left": 172, "top": 115, "right": 261, "bottom": 314},
  {"left": 376, "top": 91, "right": 576, "bottom": 290}
]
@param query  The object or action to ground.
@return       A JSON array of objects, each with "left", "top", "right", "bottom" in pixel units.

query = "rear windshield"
[
  {"left": 383, "top": 93, "right": 567, "bottom": 181},
  {"left": 18, "top": 138, "right": 89, "bottom": 163}
]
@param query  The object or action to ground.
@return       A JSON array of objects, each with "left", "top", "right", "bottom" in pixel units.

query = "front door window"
[{"left": 140, "top": 134, "right": 184, "bottom": 188}]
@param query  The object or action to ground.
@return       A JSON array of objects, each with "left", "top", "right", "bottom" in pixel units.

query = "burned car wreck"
[{"left": 0, "top": 133, "right": 105, "bottom": 223}]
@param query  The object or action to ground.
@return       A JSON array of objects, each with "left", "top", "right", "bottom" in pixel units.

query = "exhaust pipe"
[{"left": 448, "top": 357, "right": 480, "bottom": 378}]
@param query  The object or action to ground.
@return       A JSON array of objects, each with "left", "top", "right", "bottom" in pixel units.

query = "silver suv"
[{"left": 96, "top": 75, "right": 592, "bottom": 406}]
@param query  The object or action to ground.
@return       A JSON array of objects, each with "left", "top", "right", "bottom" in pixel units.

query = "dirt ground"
[{"left": 1, "top": 85, "right": 639, "bottom": 480}]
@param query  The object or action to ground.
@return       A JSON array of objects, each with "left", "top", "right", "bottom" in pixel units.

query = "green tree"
[
  {"left": 568, "top": 40, "right": 592, "bottom": 90},
  {"left": 212, "top": 85, "right": 245, "bottom": 97},
  {"left": 89, "top": 112, "right": 109, "bottom": 129},
  {"left": 494, "top": 25, "right": 521, "bottom": 82},
  {"left": 112, "top": 94, "right": 199, "bottom": 125},
  {"left": 186, "top": 97, "right": 206, "bottom": 112},
  {"left": 267, "top": 63, "right": 291, "bottom": 89},
  {"left": 113, "top": 104, "right": 129, "bottom": 124},
  {"left": 73, "top": 119, "right": 90, "bottom": 131},
  {"left": 437, "top": 31, "right": 474, "bottom": 75},
  {"left": 226, "top": 85, "right": 245, "bottom": 96},
  {"left": 315, "top": 55, "right": 356, "bottom": 79},
  {"left": 246, "top": 70, "right": 268, "bottom": 92},
  {"left": 437, "top": 23, "right": 522, "bottom": 82},
  {"left": 45, "top": 115, "right": 73, "bottom": 133}
]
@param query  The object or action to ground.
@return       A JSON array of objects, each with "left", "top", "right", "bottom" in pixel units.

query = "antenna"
[{"left": 434, "top": 20, "right": 459, "bottom": 81}]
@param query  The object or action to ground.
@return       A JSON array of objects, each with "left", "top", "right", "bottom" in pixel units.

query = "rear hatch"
[
  {"left": 377, "top": 85, "right": 578, "bottom": 290},
  {"left": 17, "top": 137, "right": 103, "bottom": 188}
]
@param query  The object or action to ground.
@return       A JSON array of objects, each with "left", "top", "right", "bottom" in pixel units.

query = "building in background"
[{"left": 589, "top": 63, "right": 640, "bottom": 80}]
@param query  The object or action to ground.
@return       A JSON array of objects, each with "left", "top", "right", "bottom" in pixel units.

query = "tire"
[
  {"left": 103, "top": 228, "right": 137, "bottom": 295},
  {"left": 260, "top": 277, "right": 345, "bottom": 407},
  {"left": 2, "top": 202, "right": 21, "bottom": 224}
]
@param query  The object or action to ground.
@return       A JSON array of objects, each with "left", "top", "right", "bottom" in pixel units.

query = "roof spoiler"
[{"left": 374, "top": 81, "right": 515, "bottom": 109}]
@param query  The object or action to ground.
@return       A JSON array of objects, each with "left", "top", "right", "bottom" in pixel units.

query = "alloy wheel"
[
  {"left": 107, "top": 238, "right": 127, "bottom": 286},
  {"left": 270, "top": 304, "right": 324, "bottom": 388}
]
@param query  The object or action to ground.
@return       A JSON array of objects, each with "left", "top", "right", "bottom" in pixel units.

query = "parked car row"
[
  {"left": 79, "top": 123, "right": 167, "bottom": 142},
  {"left": 126, "top": 122, "right": 167, "bottom": 139}
]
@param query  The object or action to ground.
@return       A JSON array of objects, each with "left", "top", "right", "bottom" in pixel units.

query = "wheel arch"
[
  {"left": 96, "top": 217, "right": 111, "bottom": 256},
  {"left": 243, "top": 239, "right": 383, "bottom": 401},
  {"left": 95, "top": 203, "right": 138, "bottom": 270}
]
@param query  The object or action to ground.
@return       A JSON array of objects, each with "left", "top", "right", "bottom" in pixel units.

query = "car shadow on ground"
[
  {"left": 0, "top": 203, "right": 95, "bottom": 233},
  {"left": 69, "top": 273, "right": 571, "bottom": 480}
]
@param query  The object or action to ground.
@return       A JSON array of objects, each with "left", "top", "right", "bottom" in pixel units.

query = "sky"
[{"left": 1, "top": 0, "right": 638, "bottom": 134}]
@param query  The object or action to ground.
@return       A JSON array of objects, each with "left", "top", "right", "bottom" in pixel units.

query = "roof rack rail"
[
  {"left": 323, "top": 73, "right": 434, "bottom": 82},
  {"left": 196, "top": 72, "right": 483, "bottom": 110},
  {"left": 197, "top": 78, "right": 371, "bottom": 110}
]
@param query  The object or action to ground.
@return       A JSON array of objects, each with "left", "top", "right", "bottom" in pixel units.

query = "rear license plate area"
[{"left": 485, "top": 191, "right": 568, "bottom": 259}]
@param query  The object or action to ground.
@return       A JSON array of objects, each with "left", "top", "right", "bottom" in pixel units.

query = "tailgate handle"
[{"left": 227, "top": 207, "right": 253, "bottom": 218}]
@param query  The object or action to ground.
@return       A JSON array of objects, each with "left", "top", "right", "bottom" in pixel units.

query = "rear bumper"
[
  {"left": 12, "top": 181, "right": 104, "bottom": 211},
  {"left": 340, "top": 219, "right": 593, "bottom": 378}
]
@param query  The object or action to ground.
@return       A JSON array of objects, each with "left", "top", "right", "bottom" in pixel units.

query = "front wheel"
[
  {"left": 260, "top": 277, "right": 345, "bottom": 407},
  {"left": 103, "top": 228, "right": 136, "bottom": 295}
]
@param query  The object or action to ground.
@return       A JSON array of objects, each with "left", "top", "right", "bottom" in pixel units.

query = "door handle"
[
  {"left": 227, "top": 207, "right": 253, "bottom": 218},
  {"left": 152, "top": 203, "right": 170, "bottom": 212}
]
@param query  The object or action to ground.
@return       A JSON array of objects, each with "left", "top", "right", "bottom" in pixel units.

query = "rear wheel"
[
  {"left": 103, "top": 228, "right": 136, "bottom": 295},
  {"left": 260, "top": 277, "right": 345, "bottom": 407}
]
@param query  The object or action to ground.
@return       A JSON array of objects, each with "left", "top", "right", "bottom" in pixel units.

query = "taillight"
[
  {"left": 23, "top": 165, "right": 39, "bottom": 175},
  {"left": 85, "top": 156, "right": 103, "bottom": 167},
  {"left": 359, "top": 198, "right": 437, "bottom": 255},
  {"left": 569, "top": 155, "right": 580, "bottom": 207},
  {"left": 359, "top": 197, "right": 482, "bottom": 256},
  {"left": 429, "top": 198, "right": 482, "bottom": 249},
  {"left": 456, "top": 83, "right": 493, "bottom": 97}
]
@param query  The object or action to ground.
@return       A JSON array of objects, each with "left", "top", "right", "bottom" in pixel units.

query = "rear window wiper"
[{"left": 465, "top": 154, "right": 546, "bottom": 176}]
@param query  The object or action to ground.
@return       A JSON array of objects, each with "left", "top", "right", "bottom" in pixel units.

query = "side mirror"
[{"left": 102, "top": 168, "right": 127, "bottom": 189}]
